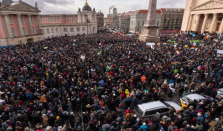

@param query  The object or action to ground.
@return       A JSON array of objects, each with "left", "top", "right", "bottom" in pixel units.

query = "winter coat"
[
  {"left": 42, "top": 115, "right": 49, "bottom": 126},
  {"left": 140, "top": 125, "right": 148, "bottom": 131}
]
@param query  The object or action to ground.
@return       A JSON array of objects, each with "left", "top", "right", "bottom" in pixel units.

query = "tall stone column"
[
  {"left": 219, "top": 16, "right": 223, "bottom": 34},
  {"left": 194, "top": 14, "right": 200, "bottom": 31},
  {"left": 210, "top": 13, "right": 218, "bottom": 33},
  {"left": 187, "top": 14, "right": 193, "bottom": 31},
  {"left": 139, "top": 0, "right": 159, "bottom": 42},
  {"left": 27, "top": 15, "right": 33, "bottom": 35},
  {"left": 201, "top": 14, "right": 208, "bottom": 33},
  {"left": 16, "top": 14, "right": 24, "bottom": 36},
  {"left": 3, "top": 15, "right": 12, "bottom": 38}
]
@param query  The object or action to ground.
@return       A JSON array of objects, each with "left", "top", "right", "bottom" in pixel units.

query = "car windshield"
[{"left": 135, "top": 106, "right": 143, "bottom": 116}]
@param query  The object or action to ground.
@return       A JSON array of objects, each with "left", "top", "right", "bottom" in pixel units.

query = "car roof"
[
  {"left": 218, "top": 88, "right": 223, "bottom": 92},
  {"left": 185, "top": 94, "right": 205, "bottom": 100},
  {"left": 138, "top": 101, "right": 166, "bottom": 111}
]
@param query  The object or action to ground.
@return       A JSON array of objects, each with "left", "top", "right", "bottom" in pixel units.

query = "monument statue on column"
[{"left": 139, "top": 0, "right": 160, "bottom": 42}]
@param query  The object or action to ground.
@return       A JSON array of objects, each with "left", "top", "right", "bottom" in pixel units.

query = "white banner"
[
  {"left": 217, "top": 50, "right": 223, "bottom": 54},
  {"left": 146, "top": 42, "right": 155, "bottom": 48}
]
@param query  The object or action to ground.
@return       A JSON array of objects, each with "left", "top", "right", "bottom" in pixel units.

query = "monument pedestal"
[
  {"left": 139, "top": 25, "right": 160, "bottom": 42},
  {"left": 139, "top": 35, "right": 160, "bottom": 42}
]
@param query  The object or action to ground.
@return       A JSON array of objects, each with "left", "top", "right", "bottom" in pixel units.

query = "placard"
[{"left": 217, "top": 50, "right": 223, "bottom": 54}]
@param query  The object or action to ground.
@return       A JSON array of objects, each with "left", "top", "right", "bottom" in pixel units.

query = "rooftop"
[
  {"left": 185, "top": 94, "right": 205, "bottom": 101},
  {"left": 119, "top": 11, "right": 136, "bottom": 17},
  {"left": 138, "top": 101, "right": 166, "bottom": 111},
  {"left": 160, "top": 8, "right": 184, "bottom": 13}
]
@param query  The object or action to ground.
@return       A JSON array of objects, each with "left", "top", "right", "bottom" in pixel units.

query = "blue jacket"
[
  {"left": 197, "top": 116, "right": 204, "bottom": 123},
  {"left": 140, "top": 125, "right": 147, "bottom": 131},
  {"left": 100, "top": 80, "right": 105, "bottom": 86}
]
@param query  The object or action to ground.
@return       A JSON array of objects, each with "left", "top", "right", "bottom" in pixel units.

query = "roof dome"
[{"left": 82, "top": 0, "right": 92, "bottom": 11}]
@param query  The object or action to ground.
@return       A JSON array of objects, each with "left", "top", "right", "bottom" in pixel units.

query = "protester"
[{"left": 0, "top": 31, "right": 223, "bottom": 131}]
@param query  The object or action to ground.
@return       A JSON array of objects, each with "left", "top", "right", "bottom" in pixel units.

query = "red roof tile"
[{"left": 119, "top": 11, "right": 136, "bottom": 17}]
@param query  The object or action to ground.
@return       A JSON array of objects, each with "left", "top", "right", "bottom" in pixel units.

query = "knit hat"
[{"left": 56, "top": 116, "right": 60, "bottom": 119}]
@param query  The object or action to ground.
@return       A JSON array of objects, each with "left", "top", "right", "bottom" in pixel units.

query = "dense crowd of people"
[{"left": 0, "top": 31, "right": 223, "bottom": 131}]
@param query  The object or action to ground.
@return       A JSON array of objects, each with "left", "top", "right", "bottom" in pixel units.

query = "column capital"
[{"left": 213, "top": 13, "right": 218, "bottom": 16}]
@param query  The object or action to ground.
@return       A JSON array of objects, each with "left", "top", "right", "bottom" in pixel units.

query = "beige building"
[
  {"left": 181, "top": 0, "right": 223, "bottom": 33},
  {"left": 0, "top": 0, "right": 44, "bottom": 46},
  {"left": 129, "top": 10, "right": 162, "bottom": 33},
  {"left": 129, "top": 8, "right": 184, "bottom": 33},
  {"left": 40, "top": 1, "right": 98, "bottom": 38}
]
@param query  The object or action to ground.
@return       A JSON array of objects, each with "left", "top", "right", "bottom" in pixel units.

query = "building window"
[
  {"left": 218, "top": 17, "right": 222, "bottom": 21},
  {"left": 11, "top": 28, "right": 15, "bottom": 37},
  {"left": 82, "top": 27, "right": 85, "bottom": 31},
  {"left": 51, "top": 28, "right": 54, "bottom": 33},
  {"left": 77, "top": 27, "right": 80, "bottom": 31},
  {"left": 157, "top": 22, "right": 159, "bottom": 26},
  {"left": 9, "top": 16, "right": 13, "bottom": 24},
  {"left": 138, "top": 22, "right": 140, "bottom": 26},
  {"left": 32, "top": 27, "right": 35, "bottom": 34},
  {"left": 137, "top": 28, "right": 139, "bottom": 32},
  {"left": 23, "top": 27, "right": 26, "bottom": 35},
  {"left": 41, "top": 29, "right": 44, "bottom": 34},
  {"left": 46, "top": 29, "right": 49, "bottom": 34},
  {"left": 31, "top": 17, "right": 33, "bottom": 24},
  {"left": 56, "top": 28, "right": 58, "bottom": 32},
  {"left": 70, "top": 27, "right": 74, "bottom": 32},
  {"left": 64, "top": 28, "right": 67, "bottom": 32},
  {"left": 21, "top": 17, "right": 24, "bottom": 24},
  {"left": 142, "top": 22, "right": 144, "bottom": 26}
]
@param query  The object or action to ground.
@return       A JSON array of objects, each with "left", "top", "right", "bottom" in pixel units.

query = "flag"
[
  {"left": 192, "top": 40, "right": 201, "bottom": 43},
  {"left": 163, "top": 43, "right": 169, "bottom": 46},
  {"left": 176, "top": 50, "right": 180, "bottom": 55},
  {"left": 190, "top": 47, "right": 196, "bottom": 51},
  {"left": 44, "top": 47, "right": 48, "bottom": 49},
  {"left": 100, "top": 50, "right": 102, "bottom": 54}
]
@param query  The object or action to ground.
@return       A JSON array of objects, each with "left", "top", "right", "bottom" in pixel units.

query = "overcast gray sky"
[{"left": 24, "top": 0, "right": 186, "bottom": 16}]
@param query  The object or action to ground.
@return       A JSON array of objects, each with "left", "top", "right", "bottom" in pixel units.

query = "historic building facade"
[
  {"left": 119, "top": 11, "right": 135, "bottom": 33},
  {"left": 129, "top": 10, "right": 162, "bottom": 33},
  {"left": 181, "top": 0, "right": 223, "bottom": 33},
  {"left": 96, "top": 11, "right": 104, "bottom": 31},
  {"left": 129, "top": 8, "right": 184, "bottom": 33},
  {"left": 0, "top": 0, "right": 44, "bottom": 46},
  {"left": 40, "top": 1, "right": 98, "bottom": 38}
]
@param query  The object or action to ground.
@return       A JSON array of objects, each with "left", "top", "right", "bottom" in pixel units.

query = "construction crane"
[{"left": 108, "top": 5, "right": 115, "bottom": 27}]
